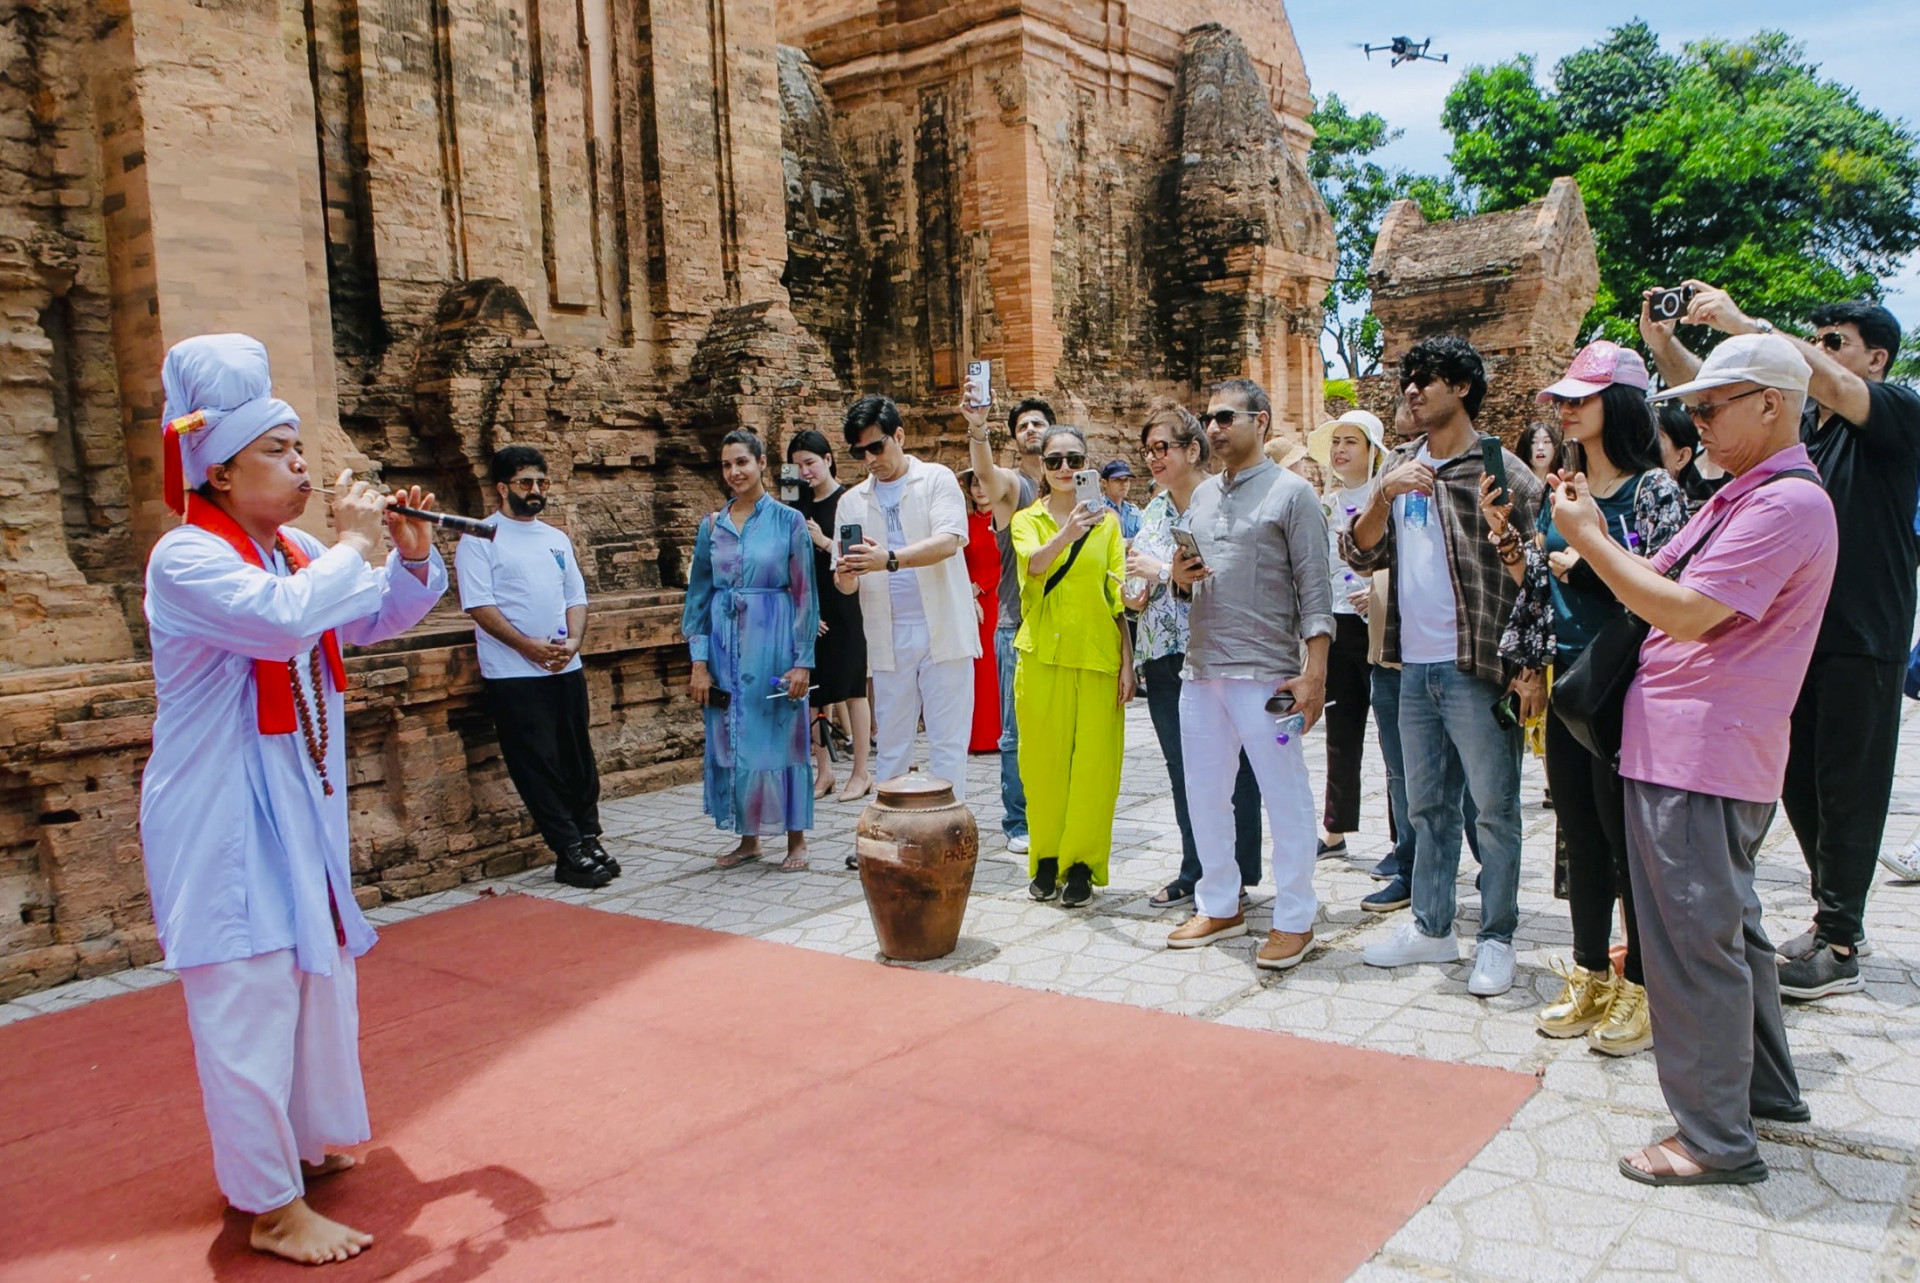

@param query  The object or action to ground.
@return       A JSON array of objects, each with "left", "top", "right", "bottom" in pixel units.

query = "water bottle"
[
  {"left": 549, "top": 623, "right": 568, "bottom": 647},
  {"left": 1405, "top": 491, "right": 1430, "bottom": 528},
  {"left": 1273, "top": 713, "right": 1306, "bottom": 746}
]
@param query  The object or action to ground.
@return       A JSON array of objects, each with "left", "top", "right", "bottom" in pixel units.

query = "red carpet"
[{"left": 0, "top": 895, "right": 1534, "bottom": 1282}]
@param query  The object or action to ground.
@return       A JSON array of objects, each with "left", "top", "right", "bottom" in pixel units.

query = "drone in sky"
[{"left": 1361, "top": 36, "right": 1450, "bottom": 67}]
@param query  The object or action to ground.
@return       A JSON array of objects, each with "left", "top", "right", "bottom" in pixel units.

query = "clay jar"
[{"left": 854, "top": 772, "right": 979, "bottom": 961}]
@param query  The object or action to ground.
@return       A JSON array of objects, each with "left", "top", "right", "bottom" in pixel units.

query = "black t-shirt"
[{"left": 1802, "top": 380, "right": 1920, "bottom": 661}]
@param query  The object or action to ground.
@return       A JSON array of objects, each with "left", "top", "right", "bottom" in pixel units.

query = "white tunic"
[{"left": 140, "top": 525, "right": 447, "bottom": 975}]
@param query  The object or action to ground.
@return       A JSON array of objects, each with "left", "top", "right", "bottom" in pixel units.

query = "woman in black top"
[
  {"left": 788, "top": 431, "right": 872, "bottom": 802},
  {"left": 1654, "top": 401, "right": 1729, "bottom": 511}
]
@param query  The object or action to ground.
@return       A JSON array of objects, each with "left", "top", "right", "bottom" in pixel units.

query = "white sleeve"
[
  {"left": 926, "top": 467, "right": 969, "bottom": 542},
  {"left": 456, "top": 534, "right": 497, "bottom": 609},
  {"left": 146, "top": 529, "right": 385, "bottom": 662},
  {"left": 336, "top": 546, "right": 449, "bottom": 648},
  {"left": 563, "top": 539, "right": 588, "bottom": 609}
]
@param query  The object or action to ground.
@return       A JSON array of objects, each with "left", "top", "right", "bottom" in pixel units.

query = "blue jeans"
[
  {"left": 995, "top": 624, "right": 1026, "bottom": 838},
  {"left": 1142, "top": 653, "right": 1262, "bottom": 888},
  {"left": 1372, "top": 666, "right": 1478, "bottom": 884},
  {"left": 1400, "top": 663, "right": 1521, "bottom": 942}
]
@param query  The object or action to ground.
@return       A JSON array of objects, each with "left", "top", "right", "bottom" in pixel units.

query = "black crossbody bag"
[{"left": 1552, "top": 468, "right": 1820, "bottom": 761}]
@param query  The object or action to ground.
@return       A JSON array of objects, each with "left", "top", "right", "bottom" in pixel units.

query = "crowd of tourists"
[{"left": 131, "top": 281, "right": 1914, "bottom": 1261}]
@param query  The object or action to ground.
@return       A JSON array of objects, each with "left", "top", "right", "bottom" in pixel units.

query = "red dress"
[{"left": 965, "top": 508, "right": 1003, "bottom": 751}]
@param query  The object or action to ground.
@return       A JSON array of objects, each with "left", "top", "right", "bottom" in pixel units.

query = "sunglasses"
[
  {"left": 1553, "top": 393, "right": 1597, "bottom": 408},
  {"left": 1201, "top": 409, "right": 1259, "bottom": 427},
  {"left": 1684, "top": 386, "right": 1769, "bottom": 424},
  {"left": 507, "top": 477, "right": 551, "bottom": 492},
  {"left": 1042, "top": 452, "right": 1087, "bottom": 470},
  {"left": 850, "top": 435, "right": 892, "bottom": 459},
  {"left": 1815, "top": 331, "right": 1848, "bottom": 352}
]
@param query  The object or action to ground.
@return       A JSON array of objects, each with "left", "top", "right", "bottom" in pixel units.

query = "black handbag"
[{"left": 1551, "top": 468, "right": 1819, "bottom": 761}]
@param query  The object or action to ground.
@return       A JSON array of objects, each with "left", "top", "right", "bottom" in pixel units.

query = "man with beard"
[{"left": 457, "top": 445, "right": 616, "bottom": 889}]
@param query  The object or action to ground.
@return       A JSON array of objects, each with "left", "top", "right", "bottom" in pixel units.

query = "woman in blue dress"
[{"left": 683, "top": 430, "right": 820, "bottom": 870}]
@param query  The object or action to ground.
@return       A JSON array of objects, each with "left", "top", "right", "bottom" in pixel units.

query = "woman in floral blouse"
[
  {"left": 1483, "top": 342, "right": 1688, "bottom": 1060},
  {"left": 1122, "top": 402, "right": 1265, "bottom": 910}
]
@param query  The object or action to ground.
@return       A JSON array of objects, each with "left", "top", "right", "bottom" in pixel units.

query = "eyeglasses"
[
  {"left": 1816, "top": 331, "right": 1848, "bottom": 352},
  {"left": 1143, "top": 441, "right": 1183, "bottom": 459},
  {"left": 850, "top": 435, "right": 891, "bottom": 459},
  {"left": 1042, "top": 452, "right": 1087, "bottom": 470},
  {"left": 507, "top": 477, "right": 551, "bottom": 492},
  {"left": 1684, "top": 386, "right": 1769, "bottom": 424}
]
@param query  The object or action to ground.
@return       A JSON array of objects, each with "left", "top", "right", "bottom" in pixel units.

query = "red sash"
[{"left": 183, "top": 495, "right": 347, "bottom": 735}]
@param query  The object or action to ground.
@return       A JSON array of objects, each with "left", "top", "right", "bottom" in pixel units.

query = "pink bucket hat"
[{"left": 1537, "top": 340, "right": 1650, "bottom": 402}]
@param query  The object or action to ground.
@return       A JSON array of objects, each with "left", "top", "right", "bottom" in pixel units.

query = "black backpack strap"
[
  {"left": 1665, "top": 467, "right": 1821, "bottom": 580},
  {"left": 1044, "top": 531, "right": 1091, "bottom": 596}
]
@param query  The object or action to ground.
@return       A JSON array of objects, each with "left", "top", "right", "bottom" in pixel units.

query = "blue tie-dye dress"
[{"left": 682, "top": 494, "right": 820, "bottom": 835}]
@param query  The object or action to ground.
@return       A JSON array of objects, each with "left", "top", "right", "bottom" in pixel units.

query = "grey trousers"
[{"left": 1623, "top": 778, "right": 1802, "bottom": 1168}]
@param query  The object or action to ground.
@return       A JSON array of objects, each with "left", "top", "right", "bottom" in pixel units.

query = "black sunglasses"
[
  {"left": 1202, "top": 409, "right": 1259, "bottom": 427},
  {"left": 1684, "top": 386, "right": 1769, "bottom": 424},
  {"left": 851, "top": 435, "right": 892, "bottom": 459},
  {"left": 1043, "top": 452, "right": 1087, "bottom": 470},
  {"left": 1816, "top": 331, "right": 1847, "bottom": 352}
]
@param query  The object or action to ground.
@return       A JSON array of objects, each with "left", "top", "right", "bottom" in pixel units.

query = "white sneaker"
[
  {"left": 1879, "top": 837, "right": 1920, "bottom": 881},
  {"left": 1468, "top": 939, "right": 1516, "bottom": 997},
  {"left": 1007, "top": 834, "right": 1030, "bottom": 855},
  {"left": 1363, "top": 918, "right": 1460, "bottom": 968}
]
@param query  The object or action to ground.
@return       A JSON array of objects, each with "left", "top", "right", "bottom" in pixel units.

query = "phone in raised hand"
[{"left": 1073, "top": 468, "right": 1102, "bottom": 510}]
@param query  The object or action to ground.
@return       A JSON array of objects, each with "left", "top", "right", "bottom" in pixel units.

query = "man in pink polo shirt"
[{"left": 1550, "top": 333, "right": 1836, "bottom": 1189}]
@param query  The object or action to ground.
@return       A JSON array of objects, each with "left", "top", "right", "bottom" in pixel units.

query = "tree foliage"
[
  {"left": 1438, "top": 24, "right": 1920, "bottom": 342},
  {"left": 1307, "top": 93, "right": 1460, "bottom": 377}
]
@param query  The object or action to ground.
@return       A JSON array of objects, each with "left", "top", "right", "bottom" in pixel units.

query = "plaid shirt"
[{"left": 1341, "top": 439, "right": 1544, "bottom": 686}]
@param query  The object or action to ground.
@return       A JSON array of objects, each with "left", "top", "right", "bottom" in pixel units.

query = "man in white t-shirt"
[
  {"left": 456, "top": 446, "right": 615, "bottom": 889},
  {"left": 833, "top": 395, "right": 978, "bottom": 799}
]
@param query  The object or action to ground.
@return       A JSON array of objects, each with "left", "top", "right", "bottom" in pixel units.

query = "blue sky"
[{"left": 1285, "top": 2, "right": 1920, "bottom": 335}]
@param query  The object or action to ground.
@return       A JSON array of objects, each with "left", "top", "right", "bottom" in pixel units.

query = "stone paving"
[{"left": 10, "top": 700, "right": 1920, "bottom": 1280}]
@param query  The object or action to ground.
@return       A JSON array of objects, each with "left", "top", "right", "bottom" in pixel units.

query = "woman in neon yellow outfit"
[{"left": 1011, "top": 424, "right": 1136, "bottom": 908}]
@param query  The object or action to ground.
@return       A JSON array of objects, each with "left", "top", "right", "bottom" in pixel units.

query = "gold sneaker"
[
  {"left": 1535, "top": 959, "right": 1615, "bottom": 1038},
  {"left": 1588, "top": 978, "right": 1653, "bottom": 1057}
]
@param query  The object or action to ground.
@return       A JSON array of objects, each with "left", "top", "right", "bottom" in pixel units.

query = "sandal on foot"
[
  {"left": 715, "top": 849, "right": 762, "bottom": 870},
  {"left": 1149, "top": 882, "right": 1194, "bottom": 909},
  {"left": 780, "top": 851, "right": 810, "bottom": 872},
  {"left": 1618, "top": 1138, "right": 1767, "bottom": 1187}
]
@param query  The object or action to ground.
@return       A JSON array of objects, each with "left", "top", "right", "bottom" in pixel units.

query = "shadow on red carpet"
[{"left": 0, "top": 894, "right": 1536, "bottom": 1281}]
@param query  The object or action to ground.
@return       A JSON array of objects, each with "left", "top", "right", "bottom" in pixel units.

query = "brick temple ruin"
[{"left": 0, "top": 0, "right": 1344, "bottom": 995}]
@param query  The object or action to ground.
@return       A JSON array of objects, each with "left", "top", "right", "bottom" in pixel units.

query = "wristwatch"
[
  {"left": 1751, "top": 318, "right": 1776, "bottom": 335},
  {"left": 886, "top": 551, "right": 899, "bottom": 573},
  {"left": 1157, "top": 562, "right": 1171, "bottom": 585}
]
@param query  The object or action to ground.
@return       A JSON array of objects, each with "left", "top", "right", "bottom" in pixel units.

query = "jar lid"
[{"left": 873, "top": 770, "right": 957, "bottom": 810}]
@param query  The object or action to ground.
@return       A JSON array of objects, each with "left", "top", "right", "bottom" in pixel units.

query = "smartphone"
[
  {"left": 1479, "top": 435, "right": 1510, "bottom": 507},
  {"left": 1073, "top": 468, "right": 1102, "bottom": 509},
  {"left": 838, "top": 523, "right": 863, "bottom": 558},
  {"left": 1169, "top": 524, "right": 1205, "bottom": 568},
  {"left": 964, "top": 360, "right": 991, "bottom": 409},
  {"left": 705, "top": 686, "right": 732, "bottom": 711},
  {"left": 1490, "top": 690, "right": 1520, "bottom": 731},
  {"left": 1264, "top": 689, "right": 1296, "bottom": 715},
  {"left": 1647, "top": 284, "right": 1695, "bottom": 323}
]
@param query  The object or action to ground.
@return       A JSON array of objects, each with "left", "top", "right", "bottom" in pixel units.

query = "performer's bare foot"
[
  {"left": 301, "top": 1153, "right": 355, "bottom": 1181},
  {"left": 250, "top": 1197, "right": 373, "bottom": 1265}
]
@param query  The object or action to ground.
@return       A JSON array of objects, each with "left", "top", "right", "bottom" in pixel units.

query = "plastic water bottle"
[
  {"left": 1405, "top": 492, "right": 1430, "bottom": 528},
  {"left": 1273, "top": 713, "right": 1307, "bottom": 746},
  {"left": 549, "top": 623, "right": 568, "bottom": 647}
]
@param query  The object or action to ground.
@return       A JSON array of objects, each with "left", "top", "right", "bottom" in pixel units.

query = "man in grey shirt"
[
  {"left": 965, "top": 395, "right": 1050, "bottom": 854},
  {"left": 1166, "top": 378, "right": 1334, "bottom": 970}
]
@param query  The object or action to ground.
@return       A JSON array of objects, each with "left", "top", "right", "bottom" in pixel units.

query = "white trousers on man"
[
  {"left": 177, "top": 942, "right": 370, "bottom": 1213},
  {"left": 1179, "top": 677, "right": 1318, "bottom": 928},
  {"left": 871, "top": 619, "right": 974, "bottom": 802}
]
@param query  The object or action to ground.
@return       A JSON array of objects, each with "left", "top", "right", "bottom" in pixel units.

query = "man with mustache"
[{"left": 457, "top": 445, "right": 616, "bottom": 889}]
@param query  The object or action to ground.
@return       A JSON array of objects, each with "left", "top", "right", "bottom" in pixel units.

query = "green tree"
[
  {"left": 1438, "top": 27, "right": 1920, "bottom": 343},
  {"left": 1893, "top": 325, "right": 1920, "bottom": 387},
  {"left": 1308, "top": 93, "right": 1460, "bottom": 377}
]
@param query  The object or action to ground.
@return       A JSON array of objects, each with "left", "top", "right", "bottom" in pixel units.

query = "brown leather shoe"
[
  {"left": 1166, "top": 912, "right": 1248, "bottom": 949},
  {"left": 1256, "top": 928, "right": 1314, "bottom": 971}
]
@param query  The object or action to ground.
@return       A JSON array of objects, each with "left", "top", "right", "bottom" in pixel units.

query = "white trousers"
[
  {"left": 1180, "top": 677, "right": 1318, "bottom": 929},
  {"left": 871, "top": 619, "right": 975, "bottom": 803},
  {"left": 177, "top": 943, "right": 370, "bottom": 1213}
]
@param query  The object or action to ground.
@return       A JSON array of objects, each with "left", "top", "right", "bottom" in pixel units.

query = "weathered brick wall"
[{"left": 1358, "top": 178, "right": 1600, "bottom": 445}]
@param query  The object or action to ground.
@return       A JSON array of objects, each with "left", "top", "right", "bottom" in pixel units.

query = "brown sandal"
[{"left": 1618, "top": 1137, "right": 1767, "bottom": 1187}]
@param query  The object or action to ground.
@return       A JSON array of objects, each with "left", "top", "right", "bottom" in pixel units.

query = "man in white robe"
[{"left": 139, "top": 333, "right": 448, "bottom": 1264}]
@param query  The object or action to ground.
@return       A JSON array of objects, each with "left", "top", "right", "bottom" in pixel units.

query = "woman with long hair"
[
  {"left": 959, "top": 469, "right": 1003, "bottom": 752},
  {"left": 1306, "top": 410, "right": 1386, "bottom": 859},
  {"left": 1012, "top": 424, "right": 1134, "bottom": 908},
  {"left": 1518, "top": 420, "right": 1563, "bottom": 484},
  {"left": 1653, "top": 400, "right": 1727, "bottom": 511},
  {"left": 1483, "top": 342, "right": 1688, "bottom": 1057},
  {"left": 1124, "top": 403, "right": 1264, "bottom": 908},
  {"left": 787, "top": 430, "right": 872, "bottom": 802},
  {"left": 684, "top": 430, "right": 819, "bottom": 871}
]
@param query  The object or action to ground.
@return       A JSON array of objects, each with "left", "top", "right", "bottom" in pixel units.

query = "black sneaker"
[
  {"left": 1029, "top": 857, "right": 1059, "bottom": 902},
  {"left": 555, "top": 842, "right": 613, "bottom": 889},
  {"left": 1776, "top": 926, "right": 1872, "bottom": 962},
  {"left": 1061, "top": 863, "right": 1093, "bottom": 908},
  {"left": 587, "top": 836, "right": 621, "bottom": 877},
  {"left": 1361, "top": 878, "right": 1411, "bottom": 913},
  {"left": 1316, "top": 838, "right": 1349, "bottom": 860},
  {"left": 1778, "top": 943, "right": 1864, "bottom": 1001}
]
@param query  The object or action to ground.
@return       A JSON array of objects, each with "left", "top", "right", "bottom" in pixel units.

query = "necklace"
[{"left": 276, "top": 534, "right": 335, "bottom": 796}]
